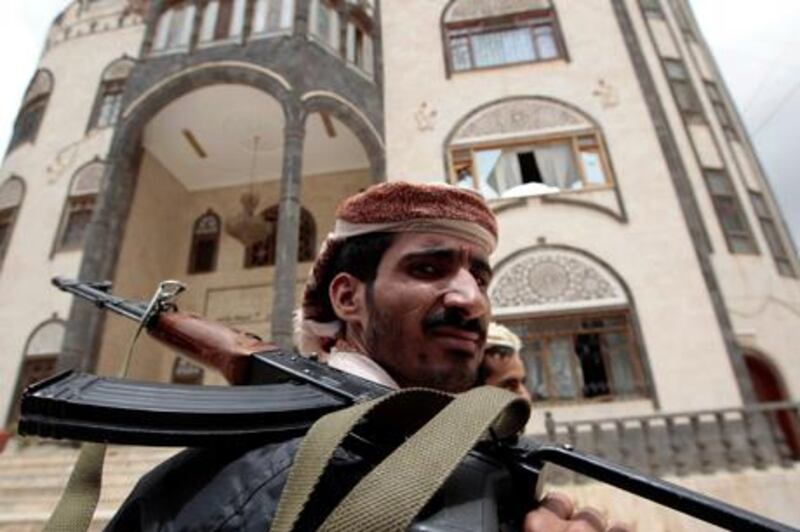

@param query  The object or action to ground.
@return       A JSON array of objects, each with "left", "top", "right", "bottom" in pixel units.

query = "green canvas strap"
[
  {"left": 272, "top": 386, "right": 530, "bottom": 532},
  {"left": 271, "top": 388, "right": 453, "bottom": 532},
  {"left": 43, "top": 282, "right": 183, "bottom": 531}
]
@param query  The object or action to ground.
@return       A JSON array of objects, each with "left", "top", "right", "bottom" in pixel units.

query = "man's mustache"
[{"left": 422, "top": 308, "right": 487, "bottom": 338}]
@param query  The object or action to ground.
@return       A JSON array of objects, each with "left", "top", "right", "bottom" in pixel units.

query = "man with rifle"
[{"left": 106, "top": 181, "right": 624, "bottom": 531}]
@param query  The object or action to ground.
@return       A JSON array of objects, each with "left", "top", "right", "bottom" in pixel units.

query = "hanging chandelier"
[{"left": 224, "top": 136, "right": 272, "bottom": 246}]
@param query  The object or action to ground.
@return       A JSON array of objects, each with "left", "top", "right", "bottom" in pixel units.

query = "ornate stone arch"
[
  {"left": 490, "top": 245, "right": 655, "bottom": 404},
  {"left": 442, "top": 0, "right": 553, "bottom": 23},
  {"left": 442, "top": 96, "right": 626, "bottom": 220}
]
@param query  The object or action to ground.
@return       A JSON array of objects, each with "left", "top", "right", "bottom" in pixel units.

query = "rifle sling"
[{"left": 272, "top": 386, "right": 530, "bottom": 532}]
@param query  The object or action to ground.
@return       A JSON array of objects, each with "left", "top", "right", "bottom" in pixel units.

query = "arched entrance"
[{"left": 744, "top": 351, "right": 800, "bottom": 459}]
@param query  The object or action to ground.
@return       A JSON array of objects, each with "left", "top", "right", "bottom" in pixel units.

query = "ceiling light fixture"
[{"left": 224, "top": 136, "right": 272, "bottom": 246}]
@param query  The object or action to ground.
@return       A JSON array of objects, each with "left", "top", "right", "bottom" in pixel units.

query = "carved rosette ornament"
[{"left": 490, "top": 248, "right": 627, "bottom": 312}]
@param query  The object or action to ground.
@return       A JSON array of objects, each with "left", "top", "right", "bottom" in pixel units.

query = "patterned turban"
[{"left": 295, "top": 181, "right": 498, "bottom": 354}]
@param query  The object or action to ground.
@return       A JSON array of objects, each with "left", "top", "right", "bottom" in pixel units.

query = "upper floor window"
[
  {"left": 704, "top": 81, "right": 738, "bottom": 141},
  {"left": 199, "top": 0, "right": 246, "bottom": 44},
  {"left": 442, "top": 0, "right": 565, "bottom": 74},
  {"left": 188, "top": 209, "right": 221, "bottom": 274},
  {"left": 345, "top": 19, "right": 373, "bottom": 77},
  {"left": 663, "top": 59, "right": 704, "bottom": 122},
  {"left": 54, "top": 161, "right": 104, "bottom": 253},
  {"left": 640, "top": 0, "right": 664, "bottom": 17},
  {"left": 670, "top": 0, "right": 696, "bottom": 40},
  {"left": 447, "top": 98, "right": 614, "bottom": 199},
  {"left": 8, "top": 70, "right": 53, "bottom": 152},
  {"left": 750, "top": 191, "right": 795, "bottom": 277},
  {"left": 152, "top": 1, "right": 196, "bottom": 53},
  {"left": 703, "top": 168, "right": 757, "bottom": 254},
  {"left": 251, "top": 0, "right": 294, "bottom": 35},
  {"left": 90, "top": 57, "right": 134, "bottom": 130},
  {"left": 245, "top": 205, "right": 316, "bottom": 268},
  {"left": 0, "top": 177, "right": 25, "bottom": 269},
  {"left": 310, "top": 0, "right": 341, "bottom": 51}
]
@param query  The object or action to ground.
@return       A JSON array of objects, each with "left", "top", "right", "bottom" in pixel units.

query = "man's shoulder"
[{"left": 107, "top": 437, "right": 303, "bottom": 531}]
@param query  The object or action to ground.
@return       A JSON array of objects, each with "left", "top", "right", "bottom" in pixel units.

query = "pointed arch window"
[
  {"left": 7, "top": 318, "right": 64, "bottom": 426},
  {"left": 442, "top": 0, "right": 566, "bottom": 75},
  {"left": 188, "top": 209, "right": 221, "bottom": 274},
  {"left": 245, "top": 205, "right": 316, "bottom": 268},
  {"left": 89, "top": 57, "right": 134, "bottom": 130},
  {"left": 0, "top": 177, "right": 25, "bottom": 269},
  {"left": 447, "top": 98, "right": 615, "bottom": 199},
  {"left": 8, "top": 70, "right": 53, "bottom": 151},
  {"left": 55, "top": 161, "right": 104, "bottom": 252}
]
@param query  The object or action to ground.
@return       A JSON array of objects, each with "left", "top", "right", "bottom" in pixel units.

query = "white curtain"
[
  {"left": 531, "top": 143, "right": 580, "bottom": 190},
  {"left": 472, "top": 28, "right": 534, "bottom": 67}
]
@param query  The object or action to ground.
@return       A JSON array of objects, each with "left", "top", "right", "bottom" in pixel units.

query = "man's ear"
[{"left": 328, "top": 272, "right": 367, "bottom": 326}]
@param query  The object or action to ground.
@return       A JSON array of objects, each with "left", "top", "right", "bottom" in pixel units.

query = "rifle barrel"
[{"left": 52, "top": 277, "right": 148, "bottom": 322}]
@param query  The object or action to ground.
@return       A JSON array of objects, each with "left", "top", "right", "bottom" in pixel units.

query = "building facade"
[{"left": 0, "top": 0, "right": 798, "bottom": 527}]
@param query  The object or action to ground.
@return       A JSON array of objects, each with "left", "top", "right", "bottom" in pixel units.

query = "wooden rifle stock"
[{"left": 148, "top": 312, "right": 275, "bottom": 385}]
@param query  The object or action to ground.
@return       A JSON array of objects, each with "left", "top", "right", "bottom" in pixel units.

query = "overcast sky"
[{"left": 0, "top": 1, "right": 798, "bottom": 248}]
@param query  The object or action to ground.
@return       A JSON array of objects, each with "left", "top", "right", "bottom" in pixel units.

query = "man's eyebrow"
[{"left": 400, "top": 247, "right": 458, "bottom": 262}]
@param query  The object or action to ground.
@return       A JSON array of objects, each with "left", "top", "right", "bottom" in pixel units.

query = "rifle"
[{"left": 18, "top": 278, "right": 795, "bottom": 531}]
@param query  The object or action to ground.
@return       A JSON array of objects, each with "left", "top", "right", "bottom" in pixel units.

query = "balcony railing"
[{"left": 542, "top": 401, "right": 800, "bottom": 483}]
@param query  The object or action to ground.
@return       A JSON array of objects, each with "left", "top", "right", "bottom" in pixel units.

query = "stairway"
[{"left": 0, "top": 440, "right": 180, "bottom": 531}]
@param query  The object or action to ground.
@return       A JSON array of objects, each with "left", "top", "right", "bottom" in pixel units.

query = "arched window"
[
  {"left": 442, "top": 0, "right": 566, "bottom": 75},
  {"left": 447, "top": 98, "right": 614, "bottom": 199},
  {"left": 7, "top": 319, "right": 64, "bottom": 426},
  {"left": 0, "top": 177, "right": 25, "bottom": 269},
  {"left": 245, "top": 205, "right": 316, "bottom": 268},
  {"left": 54, "top": 161, "right": 104, "bottom": 252},
  {"left": 490, "top": 247, "right": 649, "bottom": 404},
  {"left": 89, "top": 56, "right": 134, "bottom": 130},
  {"left": 151, "top": 0, "right": 196, "bottom": 53},
  {"left": 309, "top": 0, "right": 341, "bottom": 51},
  {"left": 188, "top": 209, "right": 221, "bottom": 274},
  {"left": 8, "top": 70, "right": 53, "bottom": 151}
]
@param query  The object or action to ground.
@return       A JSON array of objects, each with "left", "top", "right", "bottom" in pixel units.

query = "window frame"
[
  {"left": 662, "top": 58, "right": 705, "bottom": 123},
  {"left": 702, "top": 168, "right": 758, "bottom": 255},
  {"left": 749, "top": 190, "right": 796, "bottom": 277},
  {"left": 0, "top": 177, "right": 26, "bottom": 270},
  {"left": 704, "top": 80, "right": 738, "bottom": 141},
  {"left": 501, "top": 309, "right": 648, "bottom": 405},
  {"left": 188, "top": 209, "right": 221, "bottom": 274},
  {"left": 442, "top": 7, "right": 567, "bottom": 76},
  {"left": 54, "top": 194, "right": 96, "bottom": 253},
  {"left": 447, "top": 129, "right": 615, "bottom": 197},
  {"left": 245, "top": 205, "right": 316, "bottom": 269}
]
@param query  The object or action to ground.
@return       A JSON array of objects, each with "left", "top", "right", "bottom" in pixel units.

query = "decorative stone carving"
[
  {"left": 445, "top": 0, "right": 551, "bottom": 23},
  {"left": 453, "top": 99, "right": 591, "bottom": 142},
  {"left": 490, "top": 248, "right": 627, "bottom": 311},
  {"left": 0, "top": 178, "right": 24, "bottom": 210},
  {"left": 103, "top": 57, "right": 135, "bottom": 81},
  {"left": 71, "top": 161, "right": 105, "bottom": 195},
  {"left": 414, "top": 101, "right": 437, "bottom": 131},
  {"left": 27, "top": 321, "right": 65, "bottom": 357},
  {"left": 592, "top": 79, "right": 619, "bottom": 109}
]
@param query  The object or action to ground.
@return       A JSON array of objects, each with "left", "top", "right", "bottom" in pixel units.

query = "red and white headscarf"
[{"left": 295, "top": 181, "right": 498, "bottom": 354}]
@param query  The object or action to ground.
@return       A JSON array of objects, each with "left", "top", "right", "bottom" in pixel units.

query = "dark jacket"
[{"left": 105, "top": 437, "right": 372, "bottom": 531}]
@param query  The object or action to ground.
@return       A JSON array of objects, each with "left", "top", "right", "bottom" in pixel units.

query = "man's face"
[
  {"left": 359, "top": 232, "right": 492, "bottom": 393},
  {"left": 482, "top": 349, "right": 532, "bottom": 402}
]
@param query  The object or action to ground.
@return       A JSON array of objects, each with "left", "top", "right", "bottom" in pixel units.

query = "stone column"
[
  {"left": 57, "top": 145, "right": 143, "bottom": 372},
  {"left": 270, "top": 105, "right": 307, "bottom": 349}
]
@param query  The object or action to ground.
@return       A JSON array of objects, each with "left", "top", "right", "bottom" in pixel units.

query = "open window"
[
  {"left": 442, "top": 0, "right": 566, "bottom": 74},
  {"left": 8, "top": 70, "right": 53, "bottom": 152},
  {"left": 0, "top": 177, "right": 25, "bottom": 269},
  {"left": 448, "top": 98, "right": 614, "bottom": 199},
  {"left": 490, "top": 247, "right": 650, "bottom": 404},
  {"left": 54, "top": 161, "right": 104, "bottom": 253}
]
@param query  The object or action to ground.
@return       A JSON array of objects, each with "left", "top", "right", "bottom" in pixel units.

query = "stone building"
[{"left": 0, "top": 0, "right": 798, "bottom": 528}]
